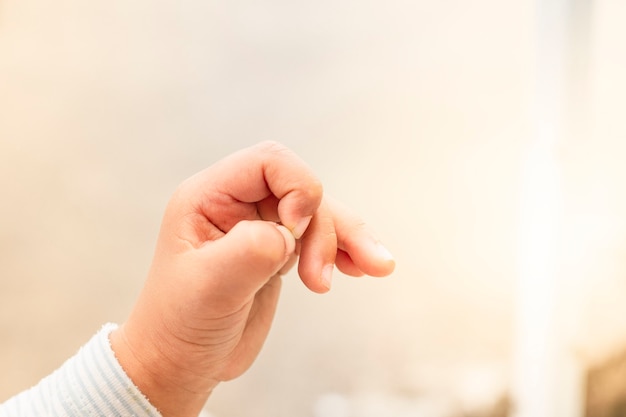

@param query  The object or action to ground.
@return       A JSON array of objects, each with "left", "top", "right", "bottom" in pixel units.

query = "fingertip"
[
  {"left": 275, "top": 224, "right": 296, "bottom": 258},
  {"left": 290, "top": 216, "right": 312, "bottom": 240},
  {"left": 370, "top": 241, "right": 396, "bottom": 277},
  {"left": 374, "top": 241, "right": 395, "bottom": 263},
  {"left": 220, "top": 220, "right": 295, "bottom": 276},
  {"left": 370, "top": 258, "right": 396, "bottom": 278},
  {"left": 277, "top": 184, "right": 323, "bottom": 239},
  {"left": 297, "top": 255, "right": 336, "bottom": 294},
  {"left": 343, "top": 237, "right": 396, "bottom": 278},
  {"left": 297, "top": 263, "right": 333, "bottom": 294}
]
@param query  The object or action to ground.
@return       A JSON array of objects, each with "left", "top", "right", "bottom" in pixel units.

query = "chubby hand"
[{"left": 110, "top": 142, "right": 395, "bottom": 417}]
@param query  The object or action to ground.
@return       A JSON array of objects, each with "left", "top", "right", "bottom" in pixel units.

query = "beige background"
[{"left": 1, "top": 1, "right": 625, "bottom": 416}]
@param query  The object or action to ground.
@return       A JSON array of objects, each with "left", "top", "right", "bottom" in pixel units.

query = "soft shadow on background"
[{"left": 1, "top": 1, "right": 625, "bottom": 416}]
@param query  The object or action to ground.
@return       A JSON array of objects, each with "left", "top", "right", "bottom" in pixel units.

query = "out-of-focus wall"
[{"left": 0, "top": 1, "right": 625, "bottom": 416}]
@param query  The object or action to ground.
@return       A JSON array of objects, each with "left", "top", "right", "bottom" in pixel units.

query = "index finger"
[{"left": 179, "top": 141, "right": 323, "bottom": 238}]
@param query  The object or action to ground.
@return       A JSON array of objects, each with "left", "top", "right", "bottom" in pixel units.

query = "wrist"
[{"left": 109, "top": 319, "right": 219, "bottom": 417}]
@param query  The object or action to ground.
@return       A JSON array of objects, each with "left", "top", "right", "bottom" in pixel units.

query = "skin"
[{"left": 109, "top": 141, "right": 395, "bottom": 417}]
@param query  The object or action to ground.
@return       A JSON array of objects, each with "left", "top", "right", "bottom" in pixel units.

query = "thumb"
[{"left": 196, "top": 220, "right": 296, "bottom": 306}]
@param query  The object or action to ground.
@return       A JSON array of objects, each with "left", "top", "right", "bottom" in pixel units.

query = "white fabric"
[{"left": 0, "top": 323, "right": 162, "bottom": 417}]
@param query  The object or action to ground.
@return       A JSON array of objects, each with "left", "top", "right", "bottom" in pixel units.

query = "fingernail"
[
  {"left": 375, "top": 241, "right": 395, "bottom": 261},
  {"left": 321, "top": 264, "right": 334, "bottom": 290},
  {"left": 291, "top": 216, "right": 312, "bottom": 239},
  {"left": 275, "top": 224, "right": 296, "bottom": 256}
]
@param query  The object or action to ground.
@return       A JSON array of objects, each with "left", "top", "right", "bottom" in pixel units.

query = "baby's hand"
[{"left": 110, "top": 142, "right": 395, "bottom": 417}]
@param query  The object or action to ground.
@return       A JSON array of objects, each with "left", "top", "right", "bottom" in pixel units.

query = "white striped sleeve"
[{"left": 0, "top": 323, "right": 162, "bottom": 417}]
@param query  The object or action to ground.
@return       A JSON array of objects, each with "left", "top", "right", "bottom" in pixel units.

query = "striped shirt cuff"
[{"left": 0, "top": 323, "right": 162, "bottom": 417}]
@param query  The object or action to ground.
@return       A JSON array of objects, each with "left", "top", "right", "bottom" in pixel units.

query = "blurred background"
[{"left": 1, "top": 0, "right": 625, "bottom": 416}]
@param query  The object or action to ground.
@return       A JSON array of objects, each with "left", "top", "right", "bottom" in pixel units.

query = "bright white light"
[
  {"left": 511, "top": 0, "right": 589, "bottom": 414},
  {"left": 513, "top": 140, "right": 562, "bottom": 417}
]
